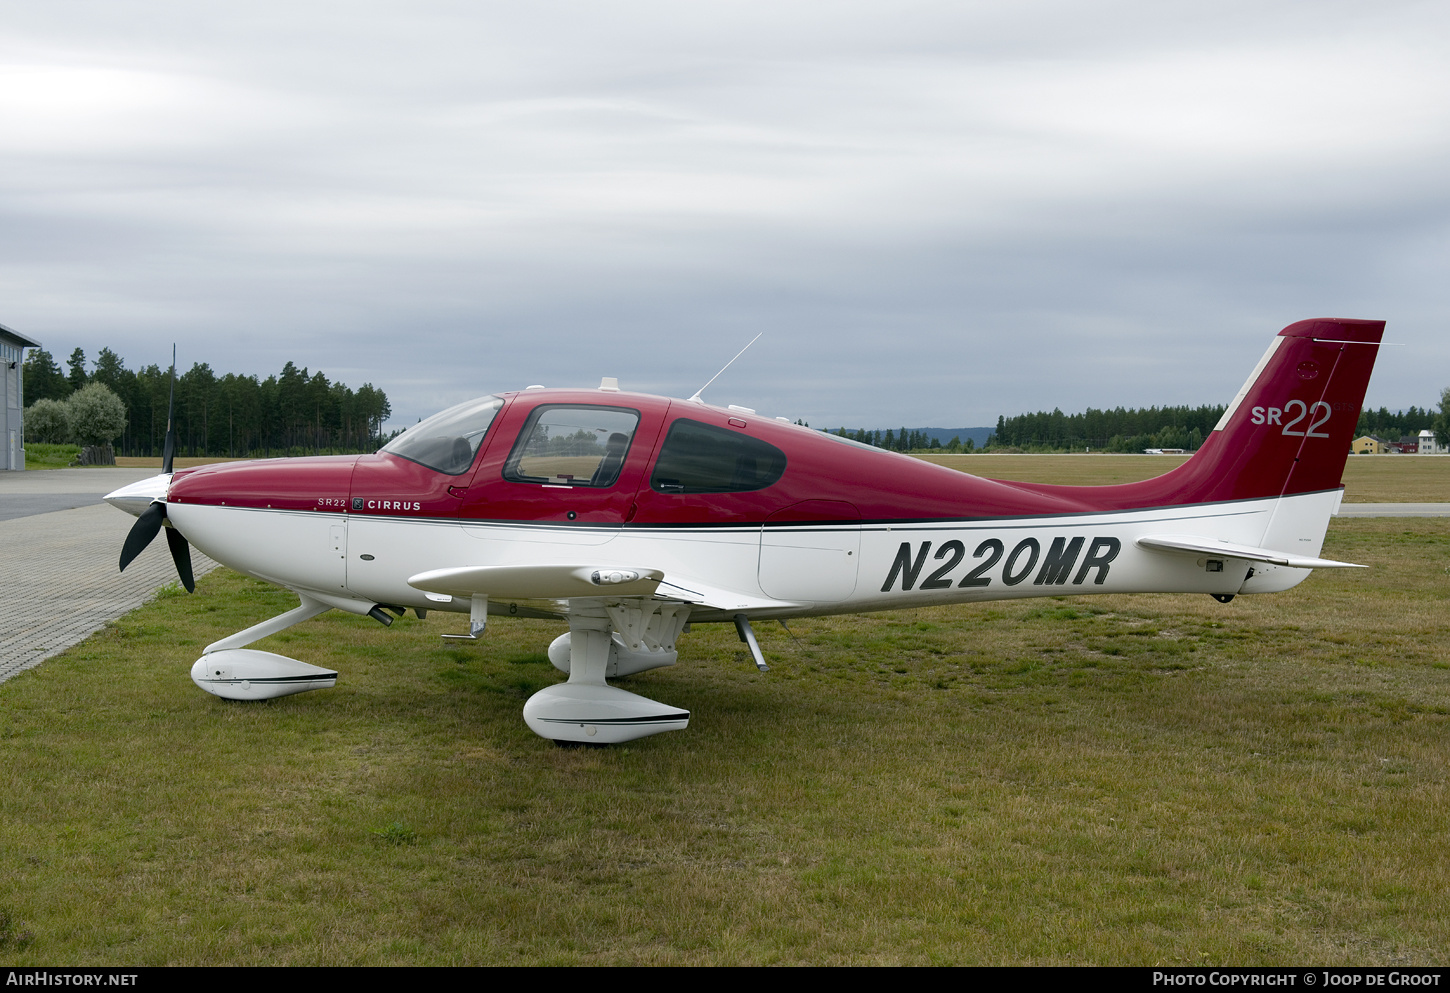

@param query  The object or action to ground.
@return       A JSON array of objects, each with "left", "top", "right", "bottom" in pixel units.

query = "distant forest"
[
  {"left": 828, "top": 401, "right": 1447, "bottom": 455},
  {"left": 1355, "top": 406, "right": 1439, "bottom": 441},
  {"left": 988, "top": 404, "right": 1443, "bottom": 453},
  {"left": 24, "top": 342, "right": 1444, "bottom": 459},
  {"left": 829, "top": 412, "right": 1217, "bottom": 454},
  {"left": 990, "top": 405, "right": 1227, "bottom": 453},
  {"left": 830, "top": 427, "right": 956, "bottom": 452},
  {"left": 24, "top": 346, "right": 391, "bottom": 458}
]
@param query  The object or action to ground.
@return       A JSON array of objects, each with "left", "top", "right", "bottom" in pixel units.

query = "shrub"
[
  {"left": 23, "top": 398, "right": 70, "bottom": 443},
  {"left": 66, "top": 382, "right": 127, "bottom": 446}
]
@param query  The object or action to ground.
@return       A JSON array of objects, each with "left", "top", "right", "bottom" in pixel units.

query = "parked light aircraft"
[{"left": 106, "top": 317, "right": 1383, "bottom": 744}]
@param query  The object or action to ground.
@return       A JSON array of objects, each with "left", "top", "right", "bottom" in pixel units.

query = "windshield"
[{"left": 381, "top": 395, "right": 504, "bottom": 474}]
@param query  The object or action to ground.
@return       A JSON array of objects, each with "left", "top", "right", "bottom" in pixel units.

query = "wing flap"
[
  {"left": 1135, "top": 534, "right": 1365, "bottom": 569},
  {"left": 653, "top": 575, "right": 793, "bottom": 615}
]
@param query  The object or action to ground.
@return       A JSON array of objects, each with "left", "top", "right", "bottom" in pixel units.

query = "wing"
[
  {"left": 407, "top": 563, "right": 665, "bottom": 600},
  {"left": 406, "top": 563, "right": 790, "bottom": 619}
]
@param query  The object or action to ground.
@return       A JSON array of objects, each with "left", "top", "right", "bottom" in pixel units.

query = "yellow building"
[{"left": 1352, "top": 435, "right": 1388, "bottom": 455}]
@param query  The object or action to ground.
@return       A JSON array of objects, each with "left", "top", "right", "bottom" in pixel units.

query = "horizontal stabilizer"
[
  {"left": 408, "top": 564, "right": 665, "bottom": 600},
  {"left": 1135, "top": 534, "right": 1365, "bottom": 569}
]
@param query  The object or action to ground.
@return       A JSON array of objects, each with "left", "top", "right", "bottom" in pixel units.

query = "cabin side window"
[
  {"left": 502, "top": 405, "right": 641, "bottom": 487},
  {"left": 650, "top": 418, "right": 787, "bottom": 494}
]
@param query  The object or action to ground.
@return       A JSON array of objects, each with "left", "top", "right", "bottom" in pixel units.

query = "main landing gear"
[
  {"left": 187, "top": 590, "right": 695, "bottom": 745},
  {"left": 525, "top": 601, "right": 692, "bottom": 745}
]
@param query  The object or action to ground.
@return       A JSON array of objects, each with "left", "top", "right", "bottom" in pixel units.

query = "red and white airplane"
[{"left": 106, "top": 317, "right": 1382, "bottom": 744}]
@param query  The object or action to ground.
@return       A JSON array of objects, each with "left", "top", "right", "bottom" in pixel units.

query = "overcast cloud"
[{"left": 2, "top": 1, "right": 1446, "bottom": 430}]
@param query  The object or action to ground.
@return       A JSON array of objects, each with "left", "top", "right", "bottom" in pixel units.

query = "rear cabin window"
[
  {"left": 650, "top": 418, "right": 787, "bottom": 494},
  {"left": 503, "top": 405, "right": 640, "bottom": 487}
]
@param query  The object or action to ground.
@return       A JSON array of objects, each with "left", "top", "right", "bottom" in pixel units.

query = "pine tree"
[
  {"left": 67, "top": 348, "right": 88, "bottom": 392},
  {"left": 22, "top": 349, "right": 70, "bottom": 403}
]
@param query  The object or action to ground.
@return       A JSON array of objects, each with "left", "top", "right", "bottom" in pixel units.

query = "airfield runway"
[
  {"left": 1336, "top": 503, "right": 1450, "bottom": 517},
  {"left": 0, "top": 467, "right": 1445, "bottom": 685}
]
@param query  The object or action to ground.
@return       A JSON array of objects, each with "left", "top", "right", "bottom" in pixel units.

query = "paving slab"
[{"left": 0, "top": 500, "right": 218, "bottom": 683}]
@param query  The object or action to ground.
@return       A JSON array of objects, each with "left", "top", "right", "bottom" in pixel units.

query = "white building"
[
  {"left": 1, "top": 322, "right": 42, "bottom": 471},
  {"left": 1418, "top": 429, "right": 1448, "bottom": 455}
]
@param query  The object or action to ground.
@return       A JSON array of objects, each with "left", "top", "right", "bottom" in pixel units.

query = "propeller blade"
[
  {"left": 119, "top": 502, "right": 165, "bottom": 572},
  {"left": 165, "top": 524, "right": 195, "bottom": 593}
]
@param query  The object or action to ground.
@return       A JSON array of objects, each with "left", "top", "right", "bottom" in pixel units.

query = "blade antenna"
[
  {"left": 778, "top": 618, "right": 804, "bottom": 650},
  {"left": 688, "top": 332, "right": 763, "bottom": 404},
  {"left": 162, "top": 344, "right": 177, "bottom": 474}
]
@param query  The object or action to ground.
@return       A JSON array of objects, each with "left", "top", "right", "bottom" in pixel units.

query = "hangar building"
[{"left": 1, "top": 322, "right": 41, "bottom": 471}]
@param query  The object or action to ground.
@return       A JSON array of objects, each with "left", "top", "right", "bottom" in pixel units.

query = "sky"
[{"left": 2, "top": 1, "right": 1447, "bottom": 431}]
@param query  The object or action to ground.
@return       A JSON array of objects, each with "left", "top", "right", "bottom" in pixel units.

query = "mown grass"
[
  {"left": 916, "top": 453, "right": 1450, "bottom": 503},
  {"left": 1, "top": 519, "right": 1447, "bottom": 965},
  {"left": 1339, "top": 455, "right": 1450, "bottom": 503},
  {"left": 22, "top": 443, "right": 82, "bottom": 470},
  {"left": 115, "top": 456, "right": 251, "bottom": 470},
  {"left": 20, "top": 447, "right": 236, "bottom": 471}
]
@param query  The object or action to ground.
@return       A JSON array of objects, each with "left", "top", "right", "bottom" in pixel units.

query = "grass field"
[
  {"left": 22, "top": 443, "right": 81, "bottom": 470},
  {"left": 1, "top": 518, "right": 1447, "bottom": 965},
  {"left": 916, "top": 453, "right": 1450, "bottom": 503},
  {"left": 114, "top": 456, "right": 250, "bottom": 470},
  {"left": 22, "top": 451, "right": 245, "bottom": 471}
]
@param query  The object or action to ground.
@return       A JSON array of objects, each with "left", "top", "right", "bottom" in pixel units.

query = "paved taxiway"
[
  {"left": 0, "top": 467, "right": 1445, "bottom": 684},
  {"left": 0, "top": 468, "right": 218, "bottom": 683}
]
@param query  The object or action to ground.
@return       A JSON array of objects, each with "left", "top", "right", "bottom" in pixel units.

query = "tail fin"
[
  {"left": 995, "top": 318, "right": 1384, "bottom": 511},
  {"left": 1158, "top": 317, "right": 1384, "bottom": 504},
  {"left": 1051, "top": 318, "right": 1385, "bottom": 509},
  {"left": 984, "top": 319, "right": 1382, "bottom": 596}
]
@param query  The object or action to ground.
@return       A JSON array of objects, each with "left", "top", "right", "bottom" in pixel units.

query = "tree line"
[
  {"left": 23, "top": 346, "right": 392, "bottom": 457},
  {"left": 830, "top": 427, "right": 954, "bottom": 452},
  {"left": 23, "top": 341, "right": 1447, "bottom": 459},
  {"left": 1355, "top": 406, "right": 1438, "bottom": 440},
  {"left": 989, "top": 405, "right": 1226, "bottom": 453},
  {"left": 979, "top": 398, "right": 1450, "bottom": 453}
]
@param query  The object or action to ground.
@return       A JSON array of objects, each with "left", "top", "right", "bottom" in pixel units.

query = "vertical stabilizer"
[
  {"left": 1197, "top": 318, "right": 1384, "bottom": 501},
  {"left": 1027, "top": 318, "right": 1385, "bottom": 510}
]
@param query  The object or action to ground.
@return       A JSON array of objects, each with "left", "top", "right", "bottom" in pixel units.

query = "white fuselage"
[{"left": 165, "top": 488, "right": 1341, "bottom": 624}]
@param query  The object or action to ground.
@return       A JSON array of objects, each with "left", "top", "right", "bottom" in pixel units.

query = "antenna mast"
[{"left": 688, "top": 332, "right": 763, "bottom": 403}]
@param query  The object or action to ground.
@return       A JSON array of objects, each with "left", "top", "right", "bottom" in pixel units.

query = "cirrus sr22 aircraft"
[{"left": 106, "top": 317, "right": 1382, "bottom": 745}]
